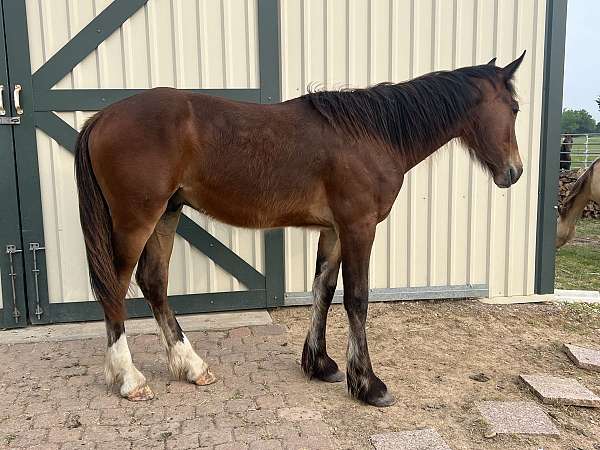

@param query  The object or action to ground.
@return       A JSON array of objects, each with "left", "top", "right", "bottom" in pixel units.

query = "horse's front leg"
[
  {"left": 339, "top": 219, "right": 395, "bottom": 407},
  {"left": 301, "top": 228, "right": 344, "bottom": 382}
]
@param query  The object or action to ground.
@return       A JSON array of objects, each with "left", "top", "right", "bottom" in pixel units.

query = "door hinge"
[
  {"left": 29, "top": 243, "right": 45, "bottom": 320},
  {"left": 6, "top": 245, "right": 22, "bottom": 323},
  {"left": 0, "top": 116, "right": 20, "bottom": 125}
]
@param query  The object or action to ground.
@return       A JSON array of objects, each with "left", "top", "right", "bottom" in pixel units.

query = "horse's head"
[
  {"left": 462, "top": 52, "right": 526, "bottom": 188},
  {"left": 555, "top": 213, "right": 575, "bottom": 248}
]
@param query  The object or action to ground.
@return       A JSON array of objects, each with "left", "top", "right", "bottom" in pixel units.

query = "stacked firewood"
[{"left": 558, "top": 169, "right": 600, "bottom": 218}]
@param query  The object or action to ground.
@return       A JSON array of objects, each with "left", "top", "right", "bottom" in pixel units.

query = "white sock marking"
[
  {"left": 105, "top": 334, "right": 146, "bottom": 397},
  {"left": 166, "top": 333, "right": 209, "bottom": 381}
]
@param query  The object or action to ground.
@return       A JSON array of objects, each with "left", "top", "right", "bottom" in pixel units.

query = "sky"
[{"left": 563, "top": 0, "right": 600, "bottom": 121}]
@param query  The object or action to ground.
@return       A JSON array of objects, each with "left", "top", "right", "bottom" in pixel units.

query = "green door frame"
[
  {"left": 534, "top": 0, "right": 568, "bottom": 294},
  {"left": 0, "top": 0, "right": 28, "bottom": 328},
  {"left": 2, "top": 0, "right": 284, "bottom": 325}
]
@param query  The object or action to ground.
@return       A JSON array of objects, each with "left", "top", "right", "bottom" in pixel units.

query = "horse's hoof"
[
  {"left": 195, "top": 369, "right": 217, "bottom": 386},
  {"left": 366, "top": 390, "right": 396, "bottom": 407},
  {"left": 321, "top": 370, "right": 345, "bottom": 383},
  {"left": 126, "top": 384, "right": 155, "bottom": 402}
]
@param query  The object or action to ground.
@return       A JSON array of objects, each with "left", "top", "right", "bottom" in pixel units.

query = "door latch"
[
  {"left": 0, "top": 84, "right": 5, "bottom": 115},
  {"left": 0, "top": 117, "right": 20, "bottom": 125},
  {"left": 6, "top": 245, "right": 22, "bottom": 323},
  {"left": 29, "top": 243, "right": 45, "bottom": 319}
]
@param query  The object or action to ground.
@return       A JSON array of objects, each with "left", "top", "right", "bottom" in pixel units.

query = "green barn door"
[
  {"left": 2, "top": 0, "right": 284, "bottom": 325},
  {"left": 0, "top": 0, "right": 27, "bottom": 328}
]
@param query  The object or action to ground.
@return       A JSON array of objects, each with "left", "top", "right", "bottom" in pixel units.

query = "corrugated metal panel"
[
  {"left": 26, "top": 0, "right": 261, "bottom": 303},
  {"left": 281, "top": 0, "right": 547, "bottom": 297}
]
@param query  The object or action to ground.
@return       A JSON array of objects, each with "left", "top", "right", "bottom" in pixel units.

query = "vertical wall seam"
[
  {"left": 169, "top": 0, "right": 178, "bottom": 87},
  {"left": 524, "top": 0, "right": 540, "bottom": 292},
  {"left": 143, "top": 4, "right": 152, "bottom": 87},
  {"left": 447, "top": 0, "right": 457, "bottom": 284},
  {"left": 466, "top": 0, "right": 479, "bottom": 284},
  {"left": 503, "top": 0, "right": 520, "bottom": 295},
  {"left": 427, "top": 0, "right": 437, "bottom": 285},
  {"left": 485, "top": 0, "right": 499, "bottom": 292},
  {"left": 220, "top": 0, "right": 227, "bottom": 87}
]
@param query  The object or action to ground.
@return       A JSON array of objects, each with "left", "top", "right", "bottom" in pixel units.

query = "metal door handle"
[
  {"left": 0, "top": 85, "right": 5, "bottom": 116},
  {"left": 14, "top": 84, "right": 22, "bottom": 115}
]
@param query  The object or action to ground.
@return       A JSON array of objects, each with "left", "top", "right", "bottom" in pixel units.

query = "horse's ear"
[
  {"left": 487, "top": 57, "right": 497, "bottom": 66},
  {"left": 501, "top": 50, "right": 526, "bottom": 79}
]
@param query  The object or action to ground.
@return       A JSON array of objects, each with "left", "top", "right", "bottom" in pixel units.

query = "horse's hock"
[{"left": 558, "top": 170, "right": 600, "bottom": 218}]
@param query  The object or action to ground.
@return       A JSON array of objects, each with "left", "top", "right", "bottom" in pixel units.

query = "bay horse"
[
  {"left": 556, "top": 158, "right": 600, "bottom": 248},
  {"left": 75, "top": 52, "right": 525, "bottom": 407}
]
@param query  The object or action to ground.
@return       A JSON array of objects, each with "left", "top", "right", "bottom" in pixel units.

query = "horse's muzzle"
[{"left": 494, "top": 165, "right": 523, "bottom": 188}]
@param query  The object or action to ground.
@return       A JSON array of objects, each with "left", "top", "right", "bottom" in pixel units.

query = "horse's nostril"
[{"left": 508, "top": 166, "right": 522, "bottom": 185}]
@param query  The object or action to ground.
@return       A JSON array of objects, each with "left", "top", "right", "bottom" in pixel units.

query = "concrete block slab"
[
  {"left": 479, "top": 294, "right": 554, "bottom": 305},
  {"left": 520, "top": 374, "right": 600, "bottom": 408},
  {"left": 370, "top": 429, "right": 451, "bottom": 450},
  {"left": 0, "top": 310, "right": 272, "bottom": 344},
  {"left": 564, "top": 344, "right": 600, "bottom": 371},
  {"left": 477, "top": 401, "right": 559, "bottom": 435},
  {"left": 554, "top": 289, "right": 600, "bottom": 304}
]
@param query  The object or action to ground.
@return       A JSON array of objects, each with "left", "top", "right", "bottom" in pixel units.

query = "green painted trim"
[
  {"left": 48, "top": 290, "right": 267, "bottom": 323},
  {"left": 34, "top": 111, "right": 77, "bottom": 149},
  {"left": 535, "top": 0, "right": 568, "bottom": 294},
  {"left": 3, "top": 0, "right": 50, "bottom": 325},
  {"left": 258, "top": 0, "right": 281, "bottom": 105},
  {"left": 0, "top": 0, "right": 27, "bottom": 329},
  {"left": 258, "top": 0, "right": 285, "bottom": 306},
  {"left": 32, "top": 0, "right": 148, "bottom": 91},
  {"left": 264, "top": 230, "right": 285, "bottom": 307},
  {"left": 177, "top": 216, "right": 265, "bottom": 290},
  {"left": 35, "top": 112, "right": 266, "bottom": 290},
  {"left": 34, "top": 88, "right": 261, "bottom": 111}
]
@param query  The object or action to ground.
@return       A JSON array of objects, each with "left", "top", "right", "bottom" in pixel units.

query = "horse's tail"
[{"left": 75, "top": 114, "right": 125, "bottom": 322}]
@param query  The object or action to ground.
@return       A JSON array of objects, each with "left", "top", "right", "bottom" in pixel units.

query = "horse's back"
[{"left": 87, "top": 88, "right": 337, "bottom": 229}]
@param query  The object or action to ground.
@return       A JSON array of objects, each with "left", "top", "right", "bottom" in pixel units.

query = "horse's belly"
[{"left": 181, "top": 182, "right": 333, "bottom": 230}]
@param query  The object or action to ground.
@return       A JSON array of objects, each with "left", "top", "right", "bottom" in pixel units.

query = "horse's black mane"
[{"left": 306, "top": 64, "right": 514, "bottom": 160}]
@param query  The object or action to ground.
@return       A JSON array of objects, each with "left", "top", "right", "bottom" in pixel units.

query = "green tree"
[{"left": 561, "top": 109, "right": 597, "bottom": 134}]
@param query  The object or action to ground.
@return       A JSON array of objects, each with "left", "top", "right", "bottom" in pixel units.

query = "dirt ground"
[
  {"left": 1, "top": 299, "right": 598, "bottom": 450},
  {"left": 272, "top": 299, "right": 600, "bottom": 450}
]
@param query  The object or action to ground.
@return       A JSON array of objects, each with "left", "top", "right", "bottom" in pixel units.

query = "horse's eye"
[{"left": 512, "top": 105, "right": 520, "bottom": 114}]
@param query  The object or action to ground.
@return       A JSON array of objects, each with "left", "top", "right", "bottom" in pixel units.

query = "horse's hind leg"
[
  {"left": 136, "top": 204, "right": 216, "bottom": 386},
  {"left": 301, "top": 228, "right": 344, "bottom": 382},
  {"left": 105, "top": 224, "right": 157, "bottom": 401}
]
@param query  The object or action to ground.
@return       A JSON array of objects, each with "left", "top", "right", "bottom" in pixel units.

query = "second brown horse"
[{"left": 75, "top": 53, "right": 525, "bottom": 407}]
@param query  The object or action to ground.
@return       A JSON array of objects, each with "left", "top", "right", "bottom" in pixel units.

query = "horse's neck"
[
  {"left": 559, "top": 188, "right": 590, "bottom": 233},
  {"left": 401, "top": 132, "right": 458, "bottom": 172}
]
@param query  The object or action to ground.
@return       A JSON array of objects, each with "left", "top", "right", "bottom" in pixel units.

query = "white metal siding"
[
  {"left": 281, "top": 0, "right": 547, "bottom": 297},
  {"left": 26, "top": 0, "right": 261, "bottom": 303}
]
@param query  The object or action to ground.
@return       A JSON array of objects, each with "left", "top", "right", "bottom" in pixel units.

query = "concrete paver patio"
[{"left": 0, "top": 323, "right": 338, "bottom": 450}]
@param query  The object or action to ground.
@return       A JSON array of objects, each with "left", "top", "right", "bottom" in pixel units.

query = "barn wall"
[
  {"left": 26, "top": 0, "right": 261, "bottom": 303},
  {"left": 280, "top": 0, "right": 547, "bottom": 298}
]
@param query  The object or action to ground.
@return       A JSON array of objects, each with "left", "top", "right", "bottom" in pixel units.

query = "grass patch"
[{"left": 555, "top": 218, "right": 600, "bottom": 290}]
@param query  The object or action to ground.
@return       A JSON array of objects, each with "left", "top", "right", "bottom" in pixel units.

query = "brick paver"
[
  {"left": 564, "top": 343, "right": 600, "bottom": 371},
  {"left": 0, "top": 324, "right": 339, "bottom": 449},
  {"left": 520, "top": 374, "right": 600, "bottom": 408},
  {"left": 370, "top": 429, "right": 452, "bottom": 450},
  {"left": 477, "top": 401, "right": 560, "bottom": 435}
]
